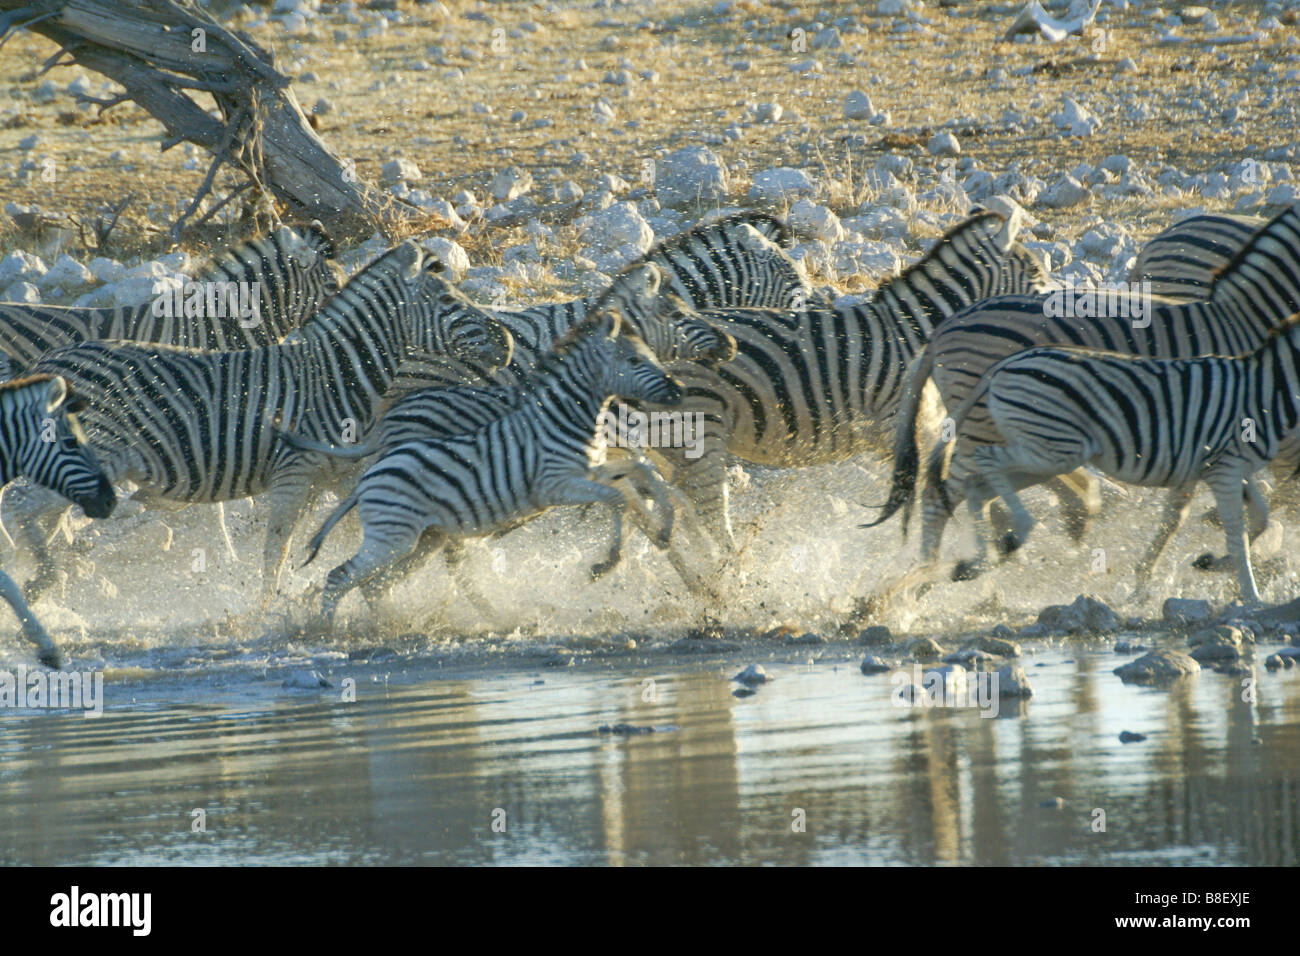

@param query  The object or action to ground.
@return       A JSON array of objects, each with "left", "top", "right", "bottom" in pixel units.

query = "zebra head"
[
  {"left": 653, "top": 294, "right": 737, "bottom": 367},
  {"left": 407, "top": 246, "right": 514, "bottom": 372},
  {"left": 0, "top": 375, "right": 115, "bottom": 519},
  {"left": 593, "top": 262, "right": 737, "bottom": 367},
  {"left": 594, "top": 308, "right": 684, "bottom": 408}
]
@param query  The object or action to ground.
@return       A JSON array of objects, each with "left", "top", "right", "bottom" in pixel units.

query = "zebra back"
[
  {"left": 1130, "top": 213, "right": 1266, "bottom": 301},
  {"left": 0, "top": 222, "right": 339, "bottom": 379}
]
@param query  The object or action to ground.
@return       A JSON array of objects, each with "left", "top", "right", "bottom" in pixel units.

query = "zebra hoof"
[
  {"left": 952, "top": 560, "right": 982, "bottom": 582},
  {"left": 590, "top": 558, "right": 616, "bottom": 579},
  {"left": 997, "top": 531, "right": 1022, "bottom": 556},
  {"left": 37, "top": 646, "right": 63, "bottom": 670},
  {"left": 1191, "top": 552, "right": 1218, "bottom": 571}
]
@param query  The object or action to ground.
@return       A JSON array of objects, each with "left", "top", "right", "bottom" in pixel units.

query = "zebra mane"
[
  {"left": 646, "top": 211, "right": 794, "bottom": 257},
  {"left": 0, "top": 372, "right": 60, "bottom": 395},
  {"left": 1207, "top": 205, "right": 1300, "bottom": 298},
  {"left": 869, "top": 210, "right": 1029, "bottom": 302},
  {"left": 194, "top": 221, "right": 335, "bottom": 282}
]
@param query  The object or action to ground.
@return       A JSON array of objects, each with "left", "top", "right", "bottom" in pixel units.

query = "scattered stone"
[
  {"left": 1119, "top": 730, "right": 1147, "bottom": 743},
  {"left": 860, "top": 654, "right": 895, "bottom": 674},
  {"left": 1037, "top": 594, "right": 1119, "bottom": 634},
  {"left": 653, "top": 146, "right": 730, "bottom": 208},
  {"left": 281, "top": 669, "right": 331, "bottom": 689},
  {"left": 1162, "top": 597, "right": 1213, "bottom": 627},
  {"left": 787, "top": 198, "right": 844, "bottom": 242},
  {"left": 490, "top": 166, "right": 533, "bottom": 202},
  {"left": 844, "top": 90, "right": 875, "bottom": 120},
  {"left": 1038, "top": 174, "right": 1091, "bottom": 209},
  {"left": 576, "top": 201, "right": 654, "bottom": 258},
  {"left": 379, "top": 157, "right": 421, "bottom": 186},
  {"left": 1113, "top": 640, "right": 1149, "bottom": 655},
  {"left": 1114, "top": 648, "right": 1201, "bottom": 684},
  {"left": 733, "top": 663, "right": 770, "bottom": 686},
  {"left": 733, "top": 687, "right": 757, "bottom": 698},
  {"left": 857, "top": 625, "right": 893, "bottom": 646},
  {"left": 995, "top": 664, "right": 1034, "bottom": 698},
  {"left": 969, "top": 635, "right": 1021, "bottom": 657},
  {"left": 36, "top": 254, "right": 93, "bottom": 292},
  {"left": 746, "top": 167, "right": 816, "bottom": 204},
  {"left": 903, "top": 636, "right": 945, "bottom": 661},
  {"left": 782, "top": 631, "right": 824, "bottom": 646},
  {"left": 944, "top": 647, "right": 999, "bottom": 668},
  {"left": 926, "top": 131, "right": 961, "bottom": 157}
]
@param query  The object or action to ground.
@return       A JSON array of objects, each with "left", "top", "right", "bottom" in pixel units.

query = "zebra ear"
[
  {"left": 638, "top": 262, "right": 662, "bottom": 299},
  {"left": 42, "top": 376, "right": 69, "bottom": 413},
  {"left": 396, "top": 240, "right": 424, "bottom": 282},
  {"left": 601, "top": 307, "right": 623, "bottom": 340}
]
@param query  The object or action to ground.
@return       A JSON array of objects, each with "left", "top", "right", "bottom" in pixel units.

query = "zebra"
[
  {"left": 388, "top": 211, "right": 807, "bottom": 396},
  {"left": 11, "top": 240, "right": 512, "bottom": 601},
  {"left": 937, "top": 313, "right": 1300, "bottom": 603},
  {"left": 631, "top": 209, "right": 1051, "bottom": 546},
  {"left": 869, "top": 204, "right": 1300, "bottom": 587},
  {"left": 296, "top": 308, "right": 686, "bottom": 623},
  {"left": 0, "top": 222, "right": 340, "bottom": 379},
  {"left": 0, "top": 375, "right": 115, "bottom": 668},
  {"left": 1130, "top": 213, "right": 1266, "bottom": 301}
]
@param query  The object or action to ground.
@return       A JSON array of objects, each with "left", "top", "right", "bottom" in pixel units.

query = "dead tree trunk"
[{"left": 0, "top": 0, "right": 417, "bottom": 238}]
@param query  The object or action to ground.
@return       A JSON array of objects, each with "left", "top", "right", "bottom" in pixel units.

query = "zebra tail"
[
  {"left": 302, "top": 491, "right": 360, "bottom": 568},
  {"left": 861, "top": 346, "right": 934, "bottom": 535},
  {"left": 273, "top": 424, "right": 378, "bottom": 460}
]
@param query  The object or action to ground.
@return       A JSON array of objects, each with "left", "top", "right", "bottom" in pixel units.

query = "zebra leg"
[
  {"left": 321, "top": 524, "right": 426, "bottom": 624},
  {"left": 1132, "top": 486, "right": 1194, "bottom": 603},
  {"left": 3, "top": 484, "right": 74, "bottom": 605},
  {"left": 1051, "top": 469, "right": 1103, "bottom": 543},
  {"left": 263, "top": 470, "right": 320, "bottom": 600},
  {"left": 539, "top": 476, "right": 631, "bottom": 578},
  {"left": 359, "top": 527, "right": 448, "bottom": 612},
  {"left": 1192, "top": 477, "right": 1280, "bottom": 572},
  {"left": 954, "top": 446, "right": 1040, "bottom": 581},
  {"left": 652, "top": 413, "right": 733, "bottom": 550},
  {"left": 0, "top": 568, "right": 61, "bottom": 669},
  {"left": 215, "top": 502, "right": 239, "bottom": 563},
  {"left": 591, "top": 459, "right": 675, "bottom": 548},
  {"left": 1207, "top": 468, "right": 1260, "bottom": 604}
]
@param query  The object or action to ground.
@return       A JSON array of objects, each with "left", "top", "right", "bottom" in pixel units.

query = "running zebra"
[
  {"left": 1130, "top": 213, "right": 1265, "bottom": 301},
  {"left": 0, "top": 375, "right": 115, "bottom": 668},
  {"left": 298, "top": 308, "right": 685, "bottom": 623},
  {"left": 0, "top": 223, "right": 340, "bottom": 379},
  {"left": 389, "top": 211, "right": 806, "bottom": 395},
  {"left": 870, "top": 205, "right": 1300, "bottom": 582},
  {"left": 640, "top": 209, "right": 1051, "bottom": 545},
  {"left": 939, "top": 313, "right": 1300, "bottom": 602},
  {"left": 13, "top": 241, "right": 511, "bottom": 599}
]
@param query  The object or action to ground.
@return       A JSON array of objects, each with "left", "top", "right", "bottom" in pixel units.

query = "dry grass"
[{"left": 0, "top": 0, "right": 1293, "bottom": 289}]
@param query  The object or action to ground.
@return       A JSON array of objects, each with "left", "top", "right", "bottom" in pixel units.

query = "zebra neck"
[{"left": 518, "top": 351, "right": 610, "bottom": 446}]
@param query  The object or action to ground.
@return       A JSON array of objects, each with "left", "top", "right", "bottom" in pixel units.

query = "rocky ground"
[{"left": 3, "top": 0, "right": 1300, "bottom": 652}]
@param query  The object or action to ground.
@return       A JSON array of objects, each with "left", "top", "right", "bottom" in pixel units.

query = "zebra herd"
[{"left": 1, "top": 202, "right": 1298, "bottom": 666}]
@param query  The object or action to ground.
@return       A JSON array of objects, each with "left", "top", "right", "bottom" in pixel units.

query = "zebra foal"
[
  {"left": 0, "top": 375, "right": 115, "bottom": 667},
  {"left": 298, "top": 309, "right": 685, "bottom": 623}
]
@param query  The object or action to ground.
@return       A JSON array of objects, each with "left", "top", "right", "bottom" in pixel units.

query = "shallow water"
[{"left": 3, "top": 641, "right": 1298, "bottom": 866}]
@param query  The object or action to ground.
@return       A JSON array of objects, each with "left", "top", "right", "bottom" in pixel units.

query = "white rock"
[
  {"left": 576, "top": 202, "right": 654, "bottom": 256},
  {"left": 926, "top": 131, "right": 961, "bottom": 157},
  {"left": 380, "top": 158, "right": 422, "bottom": 186},
  {"left": 747, "top": 167, "right": 816, "bottom": 204},
  {"left": 0, "top": 250, "right": 47, "bottom": 287},
  {"left": 844, "top": 90, "right": 876, "bottom": 120},
  {"left": 2, "top": 280, "right": 40, "bottom": 304},
  {"left": 788, "top": 198, "right": 844, "bottom": 242},
  {"left": 1050, "top": 97, "right": 1102, "bottom": 136},
  {"left": 1038, "top": 174, "right": 1091, "bottom": 209},
  {"left": 653, "top": 146, "right": 730, "bottom": 208},
  {"left": 114, "top": 274, "right": 180, "bottom": 309},
  {"left": 490, "top": 166, "right": 533, "bottom": 202},
  {"left": 87, "top": 257, "right": 125, "bottom": 284},
  {"left": 37, "top": 254, "right": 94, "bottom": 292},
  {"left": 419, "top": 237, "right": 470, "bottom": 281}
]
